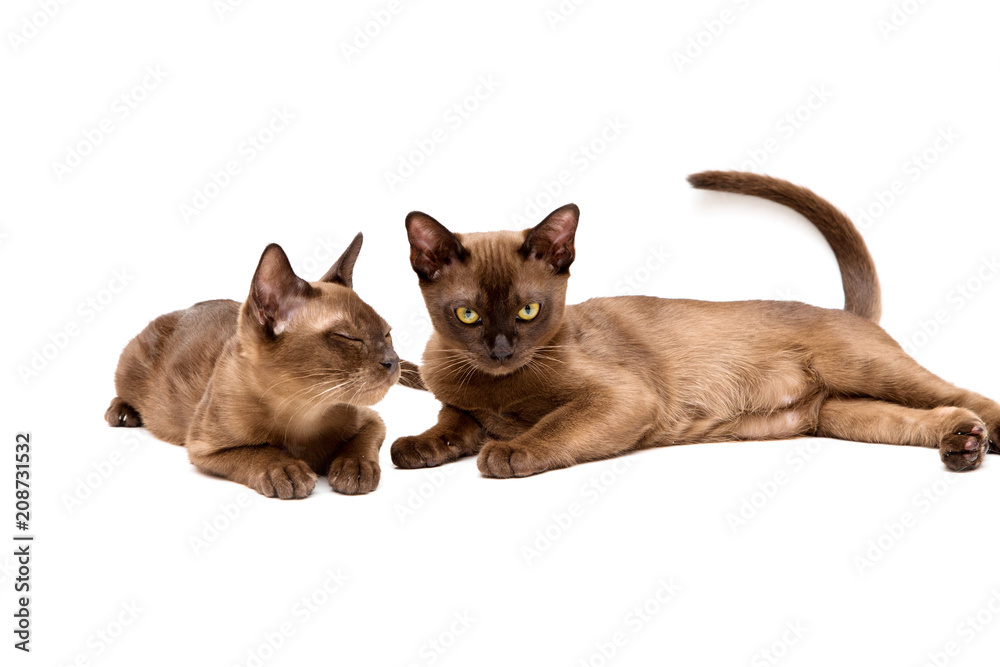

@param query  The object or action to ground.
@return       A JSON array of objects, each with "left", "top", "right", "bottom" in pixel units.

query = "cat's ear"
[
  {"left": 521, "top": 204, "right": 579, "bottom": 273},
  {"left": 249, "top": 243, "right": 313, "bottom": 335},
  {"left": 319, "top": 232, "right": 363, "bottom": 288},
  {"left": 405, "top": 211, "right": 467, "bottom": 281}
]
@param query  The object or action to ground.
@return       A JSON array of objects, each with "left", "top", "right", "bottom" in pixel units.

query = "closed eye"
[{"left": 330, "top": 332, "right": 361, "bottom": 342}]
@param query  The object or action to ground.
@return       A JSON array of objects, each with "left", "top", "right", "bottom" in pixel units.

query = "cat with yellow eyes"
[{"left": 391, "top": 171, "right": 1000, "bottom": 477}]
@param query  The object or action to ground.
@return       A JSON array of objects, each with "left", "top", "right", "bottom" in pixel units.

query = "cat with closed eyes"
[
  {"left": 391, "top": 171, "right": 1000, "bottom": 477},
  {"left": 106, "top": 235, "right": 422, "bottom": 498}
]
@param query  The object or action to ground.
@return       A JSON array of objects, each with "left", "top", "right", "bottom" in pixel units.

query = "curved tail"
[{"left": 687, "top": 170, "right": 881, "bottom": 323}]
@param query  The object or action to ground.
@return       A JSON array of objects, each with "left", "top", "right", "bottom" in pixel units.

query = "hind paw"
[
  {"left": 105, "top": 397, "right": 142, "bottom": 427},
  {"left": 938, "top": 411, "right": 988, "bottom": 472},
  {"left": 985, "top": 426, "right": 998, "bottom": 455}
]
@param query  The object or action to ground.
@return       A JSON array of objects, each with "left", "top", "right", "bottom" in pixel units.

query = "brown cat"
[
  {"left": 391, "top": 171, "right": 999, "bottom": 477},
  {"left": 106, "top": 235, "right": 422, "bottom": 498}
]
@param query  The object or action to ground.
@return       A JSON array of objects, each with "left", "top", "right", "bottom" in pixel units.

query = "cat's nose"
[
  {"left": 380, "top": 354, "right": 399, "bottom": 374},
  {"left": 490, "top": 334, "right": 513, "bottom": 362}
]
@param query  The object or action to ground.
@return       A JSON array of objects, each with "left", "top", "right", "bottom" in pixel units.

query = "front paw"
[
  {"left": 248, "top": 459, "right": 317, "bottom": 499},
  {"left": 328, "top": 456, "right": 380, "bottom": 495},
  {"left": 938, "top": 410, "right": 988, "bottom": 472},
  {"left": 391, "top": 434, "right": 464, "bottom": 469},
  {"left": 477, "top": 441, "right": 558, "bottom": 478}
]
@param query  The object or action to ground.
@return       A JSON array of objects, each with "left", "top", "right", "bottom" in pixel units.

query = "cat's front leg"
[
  {"left": 478, "top": 390, "right": 654, "bottom": 478},
  {"left": 391, "top": 404, "right": 487, "bottom": 468},
  {"left": 327, "top": 410, "right": 384, "bottom": 495},
  {"left": 187, "top": 440, "right": 317, "bottom": 500}
]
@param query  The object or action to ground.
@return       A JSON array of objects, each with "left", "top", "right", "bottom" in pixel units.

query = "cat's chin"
[
  {"left": 348, "top": 389, "right": 388, "bottom": 406},
  {"left": 348, "top": 376, "right": 397, "bottom": 406},
  {"left": 473, "top": 357, "right": 531, "bottom": 377}
]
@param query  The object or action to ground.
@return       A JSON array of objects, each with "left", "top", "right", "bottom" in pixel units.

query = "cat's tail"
[
  {"left": 398, "top": 360, "right": 427, "bottom": 391},
  {"left": 687, "top": 170, "right": 882, "bottom": 323}
]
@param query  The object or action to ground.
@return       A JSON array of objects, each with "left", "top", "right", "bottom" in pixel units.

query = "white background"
[{"left": 3, "top": 0, "right": 1000, "bottom": 665}]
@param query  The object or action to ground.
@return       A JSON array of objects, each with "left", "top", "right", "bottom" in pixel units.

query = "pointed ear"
[
  {"left": 319, "top": 232, "right": 363, "bottom": 287},
  {"left": 405, "top": 211, "right": 467, "bottom": 281},
  {"left": 249, "top": 244, "right": 313, "bottom": 335},
  {"left": 520, "top": 204, "right": 579, "bottom": 273}
]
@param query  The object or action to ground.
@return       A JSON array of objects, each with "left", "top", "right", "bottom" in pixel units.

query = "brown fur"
[
  {"left": 106, "top": 235, "right": 414, "bottom": 498},
  {"left": 687, "top": 171, "right": 882, "bottom": 322},
  {"left": 391, "top": 171, "right": 999, "bottom": 477}
]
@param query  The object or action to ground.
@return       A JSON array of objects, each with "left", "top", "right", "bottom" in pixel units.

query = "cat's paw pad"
[
  {"left": 938, "top": 412, "right": 988, "bottom": 472},
  {"left": 477, "top": 441, "right": 553, "bottom": 478},
  {"left": 328, "top": 456, "right": 380, "bottom": 495},
  {"left": 249, "top": 460, "right": 317, "bottom": 499},
  {"left": 105, "top": 397, "right": 142, "bottom": 427},
  {"left": 391, "top": 434, "right": 462, "bottom": 469}
]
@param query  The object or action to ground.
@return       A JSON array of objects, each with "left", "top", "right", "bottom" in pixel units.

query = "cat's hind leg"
[
  {"left": 105, "top": 397, "right": 142, "bottom": 427},
  {"left": 812, "top": 328, "right": 1000, "bottom": 455},
  {"left": 816, "top": 398, "right": 988, "bottom": 471}
]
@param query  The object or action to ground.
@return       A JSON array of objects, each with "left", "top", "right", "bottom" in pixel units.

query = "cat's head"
[
  {"left": 405, "top": 204, "right": 578, "bottom": 376},
  {"left": 238, "top": 235, "right": 400, "bottom": 407}
]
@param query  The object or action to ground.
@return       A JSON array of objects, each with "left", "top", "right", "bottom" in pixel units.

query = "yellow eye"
[
  {"left": 456, "top": 307, "right": 480, "bottom": 324},
  {"left": 517, "top": 303, "right": 540, "bottom": 321}
]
